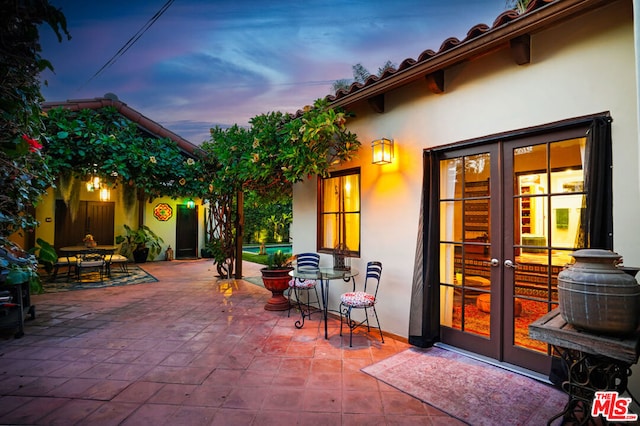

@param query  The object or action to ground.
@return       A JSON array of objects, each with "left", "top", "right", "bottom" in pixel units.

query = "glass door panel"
[
  {"left": 440, "top": 152, "right": 495, "bottom": 350},
  {"left": 508, "top": 137, "right": 587, "bottom": 358},
  {"left": 437, "top": 125, "right": 594, "bottom": 374}
]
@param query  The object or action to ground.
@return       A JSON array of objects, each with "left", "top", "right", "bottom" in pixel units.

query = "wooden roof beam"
[{"left": 510, "top": 34, "right": 531, "bottom": 65}]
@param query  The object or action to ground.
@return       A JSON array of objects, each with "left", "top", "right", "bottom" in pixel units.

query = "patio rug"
[
  {"left": 362, "top": 347, "right": 567, "bottom": 425},
  {"left": 42, "top": 265, "right": 158, "bottom": 292}
]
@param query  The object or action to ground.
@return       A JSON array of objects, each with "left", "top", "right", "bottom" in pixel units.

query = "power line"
[{"left": 80, "top": 0, "right": 175, "bottom": 89}]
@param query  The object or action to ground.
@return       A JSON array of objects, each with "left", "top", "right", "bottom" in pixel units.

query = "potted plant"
[
  {"left": 116, "top": 224, "right": 164, "bottom": 263},
  {"left": 29, "top": 238, "right": 58, "bottom": 279},
  {"left": 260, "top": 250, "right": 294, "bottom": 311}
]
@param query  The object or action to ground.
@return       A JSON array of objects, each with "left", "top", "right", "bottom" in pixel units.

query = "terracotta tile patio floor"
[{"left": 0, "top": 259, "right": 461, "bottom": 425}]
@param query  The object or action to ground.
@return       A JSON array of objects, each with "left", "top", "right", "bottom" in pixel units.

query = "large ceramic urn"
[{"left": 558, "top": 249, "right": 640, "bottom": 336}]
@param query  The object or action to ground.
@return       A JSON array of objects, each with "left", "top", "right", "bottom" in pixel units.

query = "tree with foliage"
[
  {"left": 505, "top": 0, "right": 531, "bottom": 14},
  {"left": 332, "top": 61, "right": 396, "bottom": 94},
  {"left": 42, "top": 106, "right": 204, "bottom": 216},
  {"left": 1, "top": 0, "right": 69, "bottom": 238},
  {"left": 200, "top": 98, "right": 360, "bottom": 277},
  {"left": 0, "top": 0, "right": 70, "bottom": 291},
  {"left": 243, "top": 192, "right": 292, "bottom": 244}
]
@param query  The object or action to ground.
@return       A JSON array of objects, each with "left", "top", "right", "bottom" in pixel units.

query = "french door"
[{"left": 438, "top": 128, "right": 590, "bottom": 374}]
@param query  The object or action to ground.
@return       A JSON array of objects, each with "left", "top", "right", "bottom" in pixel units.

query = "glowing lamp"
[
  {"left": 186, "top": 199, "right": 196, "bottom": 209},
  {"left": 86, "top": 175, "right": 101, "bottom": 192},
  {"left": 99, "top": 187, "right": 110, "bottom": 201},
  {"left": 372, "top": 138, "right": 394, "bottom": 165}
]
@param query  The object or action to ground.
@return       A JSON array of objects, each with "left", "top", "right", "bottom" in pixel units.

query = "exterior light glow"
[
  {"left": 99, "top": 187, "right": 110, "bottom": 201},
  {"left": 372, "top": 138, "right": 394, "bottom": 165}
]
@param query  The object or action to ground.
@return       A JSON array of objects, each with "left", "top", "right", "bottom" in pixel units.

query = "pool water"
[{"left": 243, "top": 244, "right": 292, "bottom": 255}]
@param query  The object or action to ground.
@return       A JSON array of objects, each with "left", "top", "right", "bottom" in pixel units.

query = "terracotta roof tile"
[
  {"left": 322, "top": 0, "right": 608, "bottom": 111},
  {"left": 41, "top": 96, "right": 200, "bottom": 156}
]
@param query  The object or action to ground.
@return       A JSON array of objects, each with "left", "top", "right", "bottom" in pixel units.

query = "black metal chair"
[
  {"left": 288, "top": 253, "right": 321, "bottom": 320},
  {"left": 106, "top": 252, "right": 129, "bottom": 276},
  {"left": 75, "top": 253, "right": 106, "bottom": 282},
  {"left": 52, "top": 255, "right": 77, "bottom": 281},
  {"left": 339, "top": 261, "right": 384, "bottom": 347}
]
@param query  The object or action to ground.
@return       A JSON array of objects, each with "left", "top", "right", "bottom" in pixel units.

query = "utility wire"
[{"left": 80, "top": 0, "right": 175, "bottom": 89}]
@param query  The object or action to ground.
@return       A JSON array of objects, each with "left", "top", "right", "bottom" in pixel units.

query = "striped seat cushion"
[{"left": 341, "top": 291, "right": 375, "bottom": 308}]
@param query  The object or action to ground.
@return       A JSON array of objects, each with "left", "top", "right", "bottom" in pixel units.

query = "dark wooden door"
[
  {"left": 55, "top": 200, "right": 115, "bottom": 252},
  {"left": 176, "top": 205, "right": 198, "bottom": 259}
]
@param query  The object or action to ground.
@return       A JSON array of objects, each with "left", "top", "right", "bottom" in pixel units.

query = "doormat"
[
  {"left": 362, "top": 347, "right": 567, "bottom": 425},
  {"left": 42, "top": 265, "right": 158, "bottom": 292}
]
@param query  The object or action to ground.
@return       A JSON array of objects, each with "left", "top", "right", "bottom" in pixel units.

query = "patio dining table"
[
  {"left": 289, "top": 267, "right": 358, "bottom": 339},
  {"left": 59, "top": 245, "right": 119, "bottom": 258},
  {"left": 58, "top": 245, "right": 119, "bottom": 281}
]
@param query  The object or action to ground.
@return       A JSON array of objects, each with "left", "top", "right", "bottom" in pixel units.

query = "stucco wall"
[
  {"left": 292, "top": 1, "right": 638, "bottom": 340},
  {"left": 35, "top": 185, "right": 202, "bottom": 261},
  {"left": 142, "top": 197, "right": 204, "bottom": 261}
]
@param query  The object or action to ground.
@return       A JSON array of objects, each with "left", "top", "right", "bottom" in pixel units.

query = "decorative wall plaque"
[{"left": 153, "top": 203, "right": 173, "bottom": 221}]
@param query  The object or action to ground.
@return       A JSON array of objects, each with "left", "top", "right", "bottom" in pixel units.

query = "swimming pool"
[{"left": 243, "top": 244, "right": 292, "bottom": 255}]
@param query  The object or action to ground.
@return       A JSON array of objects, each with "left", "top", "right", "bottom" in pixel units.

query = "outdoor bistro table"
[
  {"left": 59, "top": 245, "right": 119, "bottom": 280},
  {"left": 289, "top": 267, "right": 358, "bottom": 339},
  {"left": 529, "top": 308, "right": 640, "bottom": 425},
  {"left": 59, "top": 245, "right": 119, "bottom": 257}
]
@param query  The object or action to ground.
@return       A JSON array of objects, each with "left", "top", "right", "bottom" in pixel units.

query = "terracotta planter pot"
[{"left": 261, "top": 267, "right": 293, "bottom": 311}]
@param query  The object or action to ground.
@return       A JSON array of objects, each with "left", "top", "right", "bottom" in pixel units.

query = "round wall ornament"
[{"left": 153, "top": 203, "right": 173, "bottom": 221}]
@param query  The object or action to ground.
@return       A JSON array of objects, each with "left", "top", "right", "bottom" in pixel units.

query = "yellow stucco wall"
[{"left": 34, "top": 183, "right": 203, "bottom": 261}]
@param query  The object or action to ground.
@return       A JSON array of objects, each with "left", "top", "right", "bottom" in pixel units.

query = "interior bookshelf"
[{"left": 463, "top": 180, "right": 489, "bottom": 248}]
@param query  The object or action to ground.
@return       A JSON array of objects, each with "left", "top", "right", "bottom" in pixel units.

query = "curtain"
[
  {"left": 581, "top": 117, "right": 614, "bottom": 249},
  {"left": 408, "top": 151, "right": 440, "bottom": 347}
]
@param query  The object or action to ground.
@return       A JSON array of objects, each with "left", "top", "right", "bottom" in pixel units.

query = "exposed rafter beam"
[
  {"left": 426, "top": 70, "right": 445, "bottom": 94},
  {"left": 329, "top": 0, "right": 612, "bottom": 110},
  {"left": 510, "top": 34, "right": 531, "bottom": 65},
  {"left": 367, "top": 94, "right": 385, "bottom": 113}
]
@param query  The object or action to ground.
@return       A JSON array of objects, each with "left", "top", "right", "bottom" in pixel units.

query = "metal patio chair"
[
  {"left": 287, "top": 252, "right": 321, "bottom": 320},
  {"left": 75, "top": 252, "right": 106, "bottom": 282},
  {"left": 339, "top": 261, "right": 384, "bottom": 347}
]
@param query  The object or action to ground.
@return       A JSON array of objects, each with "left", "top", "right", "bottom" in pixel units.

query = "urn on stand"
[{"left": 558, "top": 249, "right": 640, "bottom": 336}]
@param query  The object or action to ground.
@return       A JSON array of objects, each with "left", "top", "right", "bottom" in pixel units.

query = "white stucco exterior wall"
[
  {"left": 292, "top": 1, "right": 638, "bottom": 340},
  {"left": 635, "top": 0, "right": 640, "bottom": 194}
]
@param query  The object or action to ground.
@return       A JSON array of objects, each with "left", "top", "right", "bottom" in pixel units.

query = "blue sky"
[{"left": 39, "top": 0, "right": 509, "bottom": 144}]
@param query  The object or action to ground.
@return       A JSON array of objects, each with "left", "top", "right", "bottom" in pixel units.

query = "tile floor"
[{"left": 0, "top": 259, "right": 462, "bottom": 425}]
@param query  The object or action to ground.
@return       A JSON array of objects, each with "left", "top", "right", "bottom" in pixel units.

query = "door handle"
[
  {"left": 504, "top": 259, "right": 517, "bottom": 269},
  {"left": 490, "top": 258, "right": 500, "bottom": 267}
]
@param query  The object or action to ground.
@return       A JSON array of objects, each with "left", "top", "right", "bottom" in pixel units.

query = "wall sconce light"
[
  {"left": 99, "top": 187, "right": 110, "bottom": 202},
  {"left": 186, "top": 199, "right": 196, "bottom": 209},
  {"left": 372, "top": 138, "right": 394, "bottom": 165},
  {"left": 86, "top": 175, "right": 101, "bottom": 192}
]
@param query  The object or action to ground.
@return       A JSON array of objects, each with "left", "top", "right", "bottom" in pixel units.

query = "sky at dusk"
[{"left": 39, "top": 0, "right": 510, "bottom": 144}]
